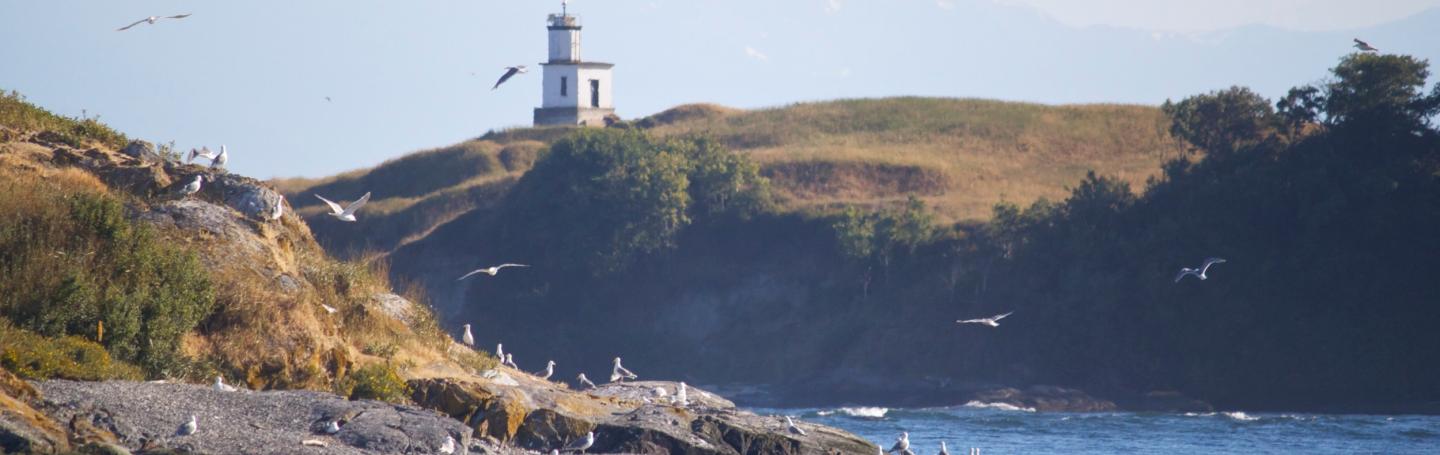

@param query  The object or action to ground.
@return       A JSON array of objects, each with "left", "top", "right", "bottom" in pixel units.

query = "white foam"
[
  {"left": 1223, "top": 411, "right": 1259, "bottom": 421},
  {"left": 964, "top": 401, "right": 1037, "bottom": 413},
  {"left": 816, "top": 407, "right": 889, "bottom": 418}
]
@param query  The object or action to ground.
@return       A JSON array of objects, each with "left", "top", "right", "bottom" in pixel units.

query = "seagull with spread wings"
[
  {"left": 492, "top": 66, "right": 529, "bottom": 90},
  {"left": 1353, "top": 38, "right": 1379, "bottom": 52},
  {"left": 1175, "top": 257, "right": 1227, "bottom": 283},
  {"left": 957, "top": 311, "right": 1013, "bottom": 328},
  {"left": 118, "top": 14, "right": 191, "bottom": 31},
  {"left": 314, "top": 192, "right": 371, "bottom": 222},
  {"left": 457, "top": 264, "right": 530, "bottom": 280}
]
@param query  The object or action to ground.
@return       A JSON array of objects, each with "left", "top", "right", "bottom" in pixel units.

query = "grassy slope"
[{"left": 281, "top": 98, "right": 1182, "bottom": 257}]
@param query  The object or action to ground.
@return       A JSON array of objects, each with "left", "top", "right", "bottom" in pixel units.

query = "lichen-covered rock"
[
  {"left": 119, "top": 140, "right": 161, "bottom": 165},
  {"left": 0, "top": 369, "right": 70, "bottom": 454},
  {"left": 36, "top": 379, "right": 471, "bottom": 455},
  {"left": 372, "top": 293, "right": 417, "bottom": 326}
]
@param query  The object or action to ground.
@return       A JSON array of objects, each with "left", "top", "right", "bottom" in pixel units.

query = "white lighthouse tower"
[{"left": 534, "top": 1, "right": 615, "bottom": 127}]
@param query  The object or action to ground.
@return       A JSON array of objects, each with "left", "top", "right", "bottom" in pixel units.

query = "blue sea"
[{"left": 750, "top": 404, "right": 1440, "bottom": 454}]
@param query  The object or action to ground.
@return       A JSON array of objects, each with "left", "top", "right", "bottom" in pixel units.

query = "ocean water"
[{"left": 750, "top": 404, "right": 1440, "bottom": 454}]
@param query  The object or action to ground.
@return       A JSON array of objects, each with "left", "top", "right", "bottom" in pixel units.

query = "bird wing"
[
  {"left": 166, "top": 13, "right": 192, "bottom": 19},
  {"left": 314, "top": 194, "right": 345, "bottom": 215},
  {"left": 456, "top": 269, "right": 486, "bottom": 281},
  {"left": 497, "top": 263, "right": 529, "bottom": 269},
  {"left": 1174, "top": 269, "right": 1194, "bottom": 283},
  {"left": 1354, "top": 38, "right": 1366, "bottom": 45},
  {"left": 341, "top": 192, "right": 371, "bottom": 216},
  {"left": 993, "top": 311, "right": 1013, "bottom": 321},
  {"left": 492, "top": 67, "right": 520, "bottom": 90},
  {"left": 117, "top": 18, "right": 149, "bottom": 31},
  {"left": 956, "top": 318, "right": 983, "bottom": 324},
  {"left": 1200, "top": 258, "right": 1226, "bottom": 273}
]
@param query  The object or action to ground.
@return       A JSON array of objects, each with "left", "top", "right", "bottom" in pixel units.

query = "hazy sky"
[{"left": 2, "top": 1, "right": 1438, "bottom": 178}]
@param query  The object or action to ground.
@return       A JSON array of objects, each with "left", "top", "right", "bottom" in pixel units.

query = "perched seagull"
[
  {"left": 269, "top": 194, "right": 285, "bottom": 221},
  {"left": 610, "top": 357, "right": 637, "bottom": 383},
  {"left": 180, "top": 175, "right": 204, "bottom": 197},
  {"left": 653, "top": 386, "right": 669, "bottom": 399},
  {"left": 887, "top": 432, "right": 911, "bottom": 455},
  {"left": 504, "top": 353, "right": 519, "bottom": 369},
  {"left": 213, "top": 376, "right": 238, "bottom": 392},
  {"left": 210, "top": 145, "right": 228, "bottom": 169},
  {"left": 1174, "top": 257, "right": 1227, "bottom": 283},
  {"left": 577, "top": 373, "right": 597, "bottom": 389},
  {"left": 785, "top": 416, "right": 806, "bottom": 436},
  {"left": 187, "top": 146, "right": 214, "bottom": 163},
  {"left": 676, "top": 382, "right": 689, "bottom": 407},
  {"left": 957, "top": 311, "right": 1013, "bottom": 328},
  {"left": 320, "top": 304, "right": 337, "bottom": 314},
  {"left": 562, "top": 431, "right": 594, "bottom": 454},
  {"left": 537, "top": 360, "right": 556, "bottom": 380},
  {"left": 492, "top": 65, "right": 528, "bottom": 90},
  {"left": 457, "top": 264, "right": 530, "bottom": 280},
  {"left": 175, "top": 415, "right": 197, "bottom": 436},
  {"left": 1353, "top": 38, "right": 1379, "bottom": 52},
  {"left": 117, "top": 14, "right": 191, "bottom": 31},
  {"left": 496, "top": 343, "right": 505, "bottom": 360},
  {"left": 314, "top": 192, "right": 371, "bottom": 222},
  {"left": 439, "top": 435, "right": 457, "bottom": 454},
  {"left": 323, "top": 420, "right": 341, "bottom": 435},
  {"left": 462, "top": 324, "right": 475, "bottom": 346},
  {"left": 937, "top": 441, "right": 949, "bottom": 455}
]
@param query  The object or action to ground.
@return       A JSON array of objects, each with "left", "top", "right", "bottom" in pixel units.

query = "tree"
[
  {"left": 1323, "top": 53, "right": 1440, "bottom": 134},
  {"left": 1162, "top": 86, "right": 1277, "bottom": 156}
]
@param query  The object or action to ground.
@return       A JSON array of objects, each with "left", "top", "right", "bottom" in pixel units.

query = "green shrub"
[
  {"left": 0, "top": 174, "right": 215, "bottom": 378},
  {"left": 0, "top": 89, "right": 128, "bottom": 150},
  {"left": 337, "top": 363, "right": 409, "bottom": 403},
  {"left": 0, "top": 321, "right": 143, "bottom": 381}
]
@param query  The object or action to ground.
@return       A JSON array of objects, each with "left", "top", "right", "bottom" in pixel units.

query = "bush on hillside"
[
  {"left": 0, "top": 90, "right": 128, "bottom": 149},
  {"left": 0, "top": 321, "right": 143, "bottom": 381},
  {"left": 336, "top": 363, "right": 409, "bottom": 403},
  {"left": 0, "top": 173, "right": 215, "bottom": 378}
]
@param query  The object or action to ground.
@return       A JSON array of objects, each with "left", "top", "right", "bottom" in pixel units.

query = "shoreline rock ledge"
[{"left": 6, "top": 372, "right": 876, "bottom": 454}]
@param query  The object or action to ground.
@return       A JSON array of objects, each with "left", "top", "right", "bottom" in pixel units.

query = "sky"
[{"left": 2, "top": 0, "right": 1438, "bottom": 178}]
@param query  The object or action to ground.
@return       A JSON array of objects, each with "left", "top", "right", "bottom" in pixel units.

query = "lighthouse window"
[{"left": 560, "top": 77, "right": 568, "bottom": 96}]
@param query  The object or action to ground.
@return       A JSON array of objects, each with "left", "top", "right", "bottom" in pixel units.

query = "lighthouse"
[{"left": 534, "top": 1, "right": 615, "bottom": 127}]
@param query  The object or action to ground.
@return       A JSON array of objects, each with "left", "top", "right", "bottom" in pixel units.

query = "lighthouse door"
[{"left": 590, "top": 80, "right": 600, "bottom": 107}]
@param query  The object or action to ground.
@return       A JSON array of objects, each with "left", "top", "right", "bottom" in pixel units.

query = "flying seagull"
[
  {"left": 537, "top": 360, "right": 556, "bottom": 380},
  {"left": 175, "top": 415, "right": 198, "bottom": 436},
  {"left": 325, "top": 96, "right": 333, "bottom": 103},
  {"left": 187, "top": 146, "right": 213, "bottom": 163},
  {"left": 462, "top": 324, "right": 474, "bottom": 346},
  {"left": 492, "top": 66, "right": 528, "bottom": 90},
  {"left": 577, "top": 373, "right": 597, "bottom": 389},
  {"left": 1174, "top": 257, "right": 1227, "bottom": 283},
  {"left": 887, "top": 431, "right": 912, "bottom": 455},
  {"left": 210, "top": 145, "right": 228, "bottom": 169},
  {"left": 957, "top": 311, "right": 1013, "bottom": 327},
  {"left": 180, "top": 175, "right": 204, "bottom": 197},
  {"left": 117, "top": 14, "right": 191, "bottom": 31},
  {"left": 610, "top": 357, "right": 637, "bottom": 383},
  {"left": 457, "top": 264, "right": 530, "bottom": 280},
  {"left": 213, "top": 376, "right": 238, "bottom": 392},
  {"left": 314, "top": 192, "right": 371, "bottom": 222},
  {"left": 785, "top": 416, "right": 806, "bottom": 436},
  {"left": 562, "top": 431, "right": 594, "bottom": 454},
  {"left": 1353, "top": 38, "right": 1379, "bottom": 52}
]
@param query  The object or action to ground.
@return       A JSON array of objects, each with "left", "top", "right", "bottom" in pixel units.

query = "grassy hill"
[{"left": 282, "top": 97, "right": 1183, "bottom": 257}]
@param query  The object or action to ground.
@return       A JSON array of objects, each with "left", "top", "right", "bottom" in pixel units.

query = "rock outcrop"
[{"left": 0, "top": 370, "right": 69, "bottom": 454}]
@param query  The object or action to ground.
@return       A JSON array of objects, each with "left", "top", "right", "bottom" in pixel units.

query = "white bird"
[
  {"left": 1175, "top": 257, "right": 1227, "bottom": 283},
  {"left": 504, "top": 353, "right": 518, "bottom": 369},
  {"left": 562, "top": 431, "right": 594, "bottom": 453},
  {"left": 179, "top": 175, "right": 203, "bottom": 197},
  {"left": 175, "top": 415, "right": 197, "bottom": 436},
  {"left": 1353, "top": 38, "right": 1379, "bottom": 52},
  {"left": 496, "top": 343, "right": 505, "bottom": 360},
  {"left": 957, "top": 311, "right": 1013, "bottom": 327},
  {"left": 268, "top": 194, "right": 285, "bottom": 221},
  {"left": 492, "top": 66, "right": 528, "bottom": 90},
  {"left": 117, "top": 14, "right": 191, "bottom": 31},
  {"left": 887, "top": 432, "right": 911, "bottom": 455},
  {"left": 676, "top": 382, "right": 689, "bottom": 407},
  {"left": 577, "top": 373, "right": 597, "bottom": 389},
  {"left": 937, "top": 441, "right": 949, "bottom": 455},
  {"left": 187, "top": 146, "right": 214, "bottom": 163},
  {"left": 439, "top": 435, "right": 456, "bottom": 454},
  {"left": 320, "top": 304, "right": 337, "bottom": 314},
  {"left": 462, "top": 324, "right": 474, "bottom": 346},
  {"left": 213, "top": 376, "right": 238, "bottom": 392},
  {"left": 314, "top": 192, "right": 371, "bottom": 222},
  {"left": 653, "top": 386, "right": 668, "bottom": 398},
  {"left": 610, "top": 357, "right": 637, "bottom": 383},
  {"left": 785, "top": 416, "right": 806, "bottom": 436},
  {"left": 537, "top": 360, "right": 556, "bottom": 380},
  {"left": 210, "top": 145, "right": 228, "bottom": 169},
  {"left": 457, "top": 264, "right": 530, "bottom": 280},
  {"left": 323, "top": 420, "right": 341, "bottom": 434}
]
